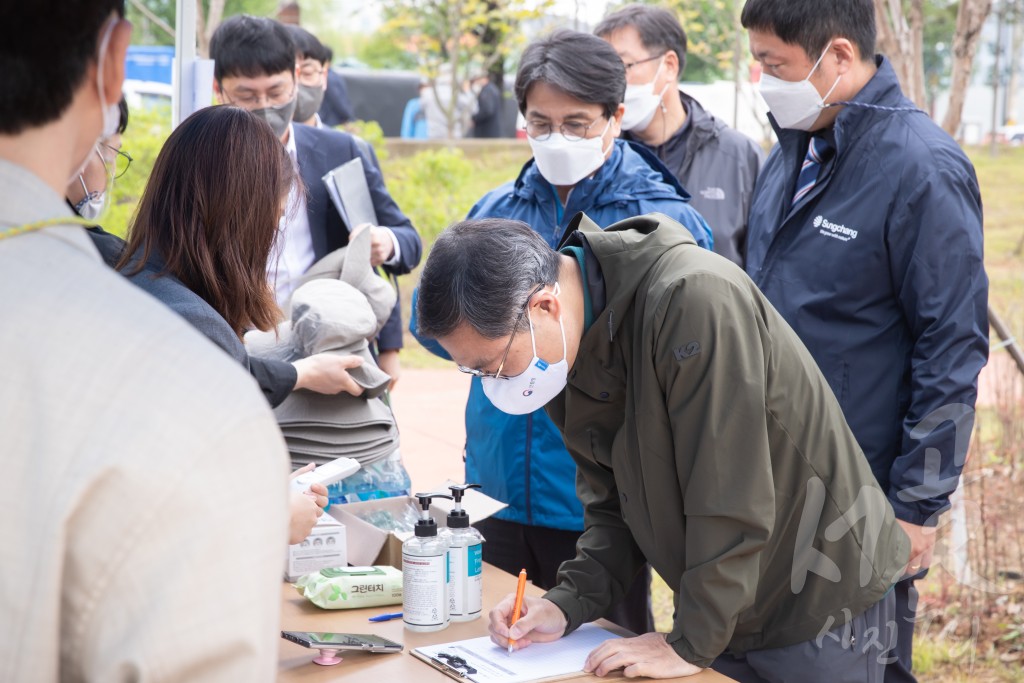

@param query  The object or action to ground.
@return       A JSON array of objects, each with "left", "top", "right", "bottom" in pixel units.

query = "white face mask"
[
  {"left": 757, "top": 42, "right": 841, "bottom": 131},
  {"left": 75, "top": 188, "right": 106, "bottom": 221},
  {"left": 96, "top": 18, "right": 121, "bottom": 141},
  {"left": 482, "top": 284, "right": 569, "bottom": 415},
  {"left": 73, "top": 145, "right": 112, "bottom": 221},
  {"left": 70, "top": 18, "right": 120, "bottom": 184},
  {"left": 621, "top": 58, "right": 670, "bottom": 131},
  {"left": 527, "top": 119, "right": 612, "bottom": 186}
]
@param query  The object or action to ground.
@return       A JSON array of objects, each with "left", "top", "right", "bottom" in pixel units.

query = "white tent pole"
[{"left": 172, "top": 0, "right": 197, "bottom": 128}]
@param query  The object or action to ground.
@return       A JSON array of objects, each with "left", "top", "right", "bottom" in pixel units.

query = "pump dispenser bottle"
[
  {"left": 443, "top": 483, "right": 485, "bottom": 622},
  {"left": 402, "top": 492, "right": 453, "bottom": 632}
]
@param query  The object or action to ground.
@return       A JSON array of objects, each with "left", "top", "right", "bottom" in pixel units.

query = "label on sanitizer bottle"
[
  {"left": 466, "top": 542, "right": 482, "bottom": 617},
  {"left": 402, "top": 552, "right": 448, "bottom": 628},
  {"left": 449, "top": 543, "right": 483, "bottom": 619}
]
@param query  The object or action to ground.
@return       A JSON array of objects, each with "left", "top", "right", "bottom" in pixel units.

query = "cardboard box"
[
  {"left": 285, "top": 513, "right": 346, "bottom": 582},
  {"left": 327, "top": 484, "right": 506, "bottom": 568}
]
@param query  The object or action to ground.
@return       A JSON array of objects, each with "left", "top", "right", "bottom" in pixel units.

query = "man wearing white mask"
[
  {"left": 0, "top": 1, "right": 290, "bottom": 680},
  {"left": 742, "top": 2, "right": 988, "bottom": 681},
  {"left": 410, "top": 29, "right": 711, "bottom": 637},
  {"left": 65, "top": 96, "right": 132, "bottom": 266},
  {"left": 65, "top": 98, "right": 129, "bottom": 222},
  {"left": 597, "top": 5, "right": 764, "bottom": 267}
]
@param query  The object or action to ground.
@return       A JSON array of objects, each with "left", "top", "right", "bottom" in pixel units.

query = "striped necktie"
[{"left": 792, "top": 136, "right": 834, "bottom": 206}]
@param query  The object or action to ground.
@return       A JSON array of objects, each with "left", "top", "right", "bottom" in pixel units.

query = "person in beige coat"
[{"left": 0, "top": 2, "right": 291, "bottom": 681}]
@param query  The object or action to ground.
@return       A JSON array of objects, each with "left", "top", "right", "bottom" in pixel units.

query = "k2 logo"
[{"left": 673, "top": 341, "right": 702, "bottom": 361}]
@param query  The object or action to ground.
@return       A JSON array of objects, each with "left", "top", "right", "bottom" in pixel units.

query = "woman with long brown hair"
[
  {"left": 118, "top": 105, "right": 362, "bottom": 402},
  {"left": 118, "top": 105, "right": 359, "bottom": 543},
  {"left": 119, "top": 105, "right": 288, "bottom": 351}
]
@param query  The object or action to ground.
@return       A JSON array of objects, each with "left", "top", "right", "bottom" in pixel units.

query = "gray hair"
[
  {"left": 417, "top": 219, "right": 561, "bottom": 340},
  {"left": 595, "top": 4, "right": 688, "bottom": 78}
]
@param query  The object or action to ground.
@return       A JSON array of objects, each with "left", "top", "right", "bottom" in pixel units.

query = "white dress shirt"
[
  {"left": 268, "top": 124, "right": 317, "bottom": 306},
  {"left": 271, "top": 124, "right": 401, "bottom": 306}
]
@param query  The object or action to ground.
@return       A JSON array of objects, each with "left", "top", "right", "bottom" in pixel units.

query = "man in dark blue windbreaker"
[{"left": 740, "top": 1, "right": 989, "bottom": 682}]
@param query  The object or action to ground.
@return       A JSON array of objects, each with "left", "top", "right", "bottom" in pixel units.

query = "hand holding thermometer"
[
  {"left": 290, "top": 457, "right": 360, "bottom": 494},
  {"left": 507, "top": 568, "right": 527, "bottom": 655}
]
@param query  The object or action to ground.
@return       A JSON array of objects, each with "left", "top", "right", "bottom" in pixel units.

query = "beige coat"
[{"left": 0, "top": 160, "right": 290, "bottom": 682}]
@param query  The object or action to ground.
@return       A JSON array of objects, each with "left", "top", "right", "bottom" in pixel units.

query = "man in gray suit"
[{"left": 0, "top": 2, "right": 290, "bottom": 680}]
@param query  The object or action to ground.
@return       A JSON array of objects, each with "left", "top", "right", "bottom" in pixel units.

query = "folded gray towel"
[{"left": 291, "top": 224, "right": 397, "bottom": 327}]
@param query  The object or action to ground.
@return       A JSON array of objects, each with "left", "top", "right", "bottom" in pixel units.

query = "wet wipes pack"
[{"left": 295, "top": 565, "right": 403, "bottom": 610}]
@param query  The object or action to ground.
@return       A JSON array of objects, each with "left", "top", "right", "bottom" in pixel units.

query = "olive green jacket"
[{"left": 543, "top": 213, "right": 909, "bottom": 668}]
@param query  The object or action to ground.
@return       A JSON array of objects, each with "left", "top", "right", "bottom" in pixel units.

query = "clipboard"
[
  {"left": 411, "top": 623, "right": 620, "bottom": 683},
  {"left": 322, "top": 156, "right": 378, "bottom": 232}
]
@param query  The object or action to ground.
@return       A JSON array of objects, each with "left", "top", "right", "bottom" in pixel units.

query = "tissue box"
[
  {"left": 295, "top": 565, "right": 403, "bottom": 609},
  {"left": 285, "top": 513, "right": 346, "bottom": 582}
]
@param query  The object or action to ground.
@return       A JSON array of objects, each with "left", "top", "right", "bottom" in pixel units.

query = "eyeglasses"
[
  {"left": 524, "top": 117, "right": 607, "bottom": 142},
  {"left": 297, "top": 62, "right": 326, "bottom": 86},
  {"left": 221, "top": 83, "right": 297, "bottom": 109},
  {"left": 457, "top": 283, "right": 547, "bottom": 380},
  {"left": 101, "top": 143, "right": 132, "bottom": 179},
  {"left": 623, "top": 52, "right": 666, "bottom": 72}
]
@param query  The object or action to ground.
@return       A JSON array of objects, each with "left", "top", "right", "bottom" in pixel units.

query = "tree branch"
[{"left": 128, "top": 0, "right": 175, "bottom": 40}]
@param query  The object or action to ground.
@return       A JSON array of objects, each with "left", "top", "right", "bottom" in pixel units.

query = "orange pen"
[{"left": 507, "top": 568, "right": 528, "bottom": 656}]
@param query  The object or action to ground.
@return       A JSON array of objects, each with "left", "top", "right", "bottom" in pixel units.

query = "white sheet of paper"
[{"left": 414, "top": 623, "right": 621, "bottom": 683}]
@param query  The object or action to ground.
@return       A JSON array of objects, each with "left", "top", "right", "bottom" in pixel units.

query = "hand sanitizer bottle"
[
  {"left": 402, "top": 492, "right": 453, "bottom": 632},
  {"left": 443, "top": 483, "right": 485, "bottom": 622}
]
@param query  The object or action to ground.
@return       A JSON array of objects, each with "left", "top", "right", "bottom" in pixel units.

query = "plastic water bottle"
[
  {"left": 326, "top": 450, "right": 412, "bottom": 504},
  {"left": 376, "top": 450, "right": 412, "bottom": 498}
]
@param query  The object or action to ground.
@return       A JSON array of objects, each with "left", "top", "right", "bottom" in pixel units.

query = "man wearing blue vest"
[
  {"left": 412, "top": 29, "right": 711, "bottom": 635},
  {"left": 741, "top": 1, "right": 989, "bottom": 681}
]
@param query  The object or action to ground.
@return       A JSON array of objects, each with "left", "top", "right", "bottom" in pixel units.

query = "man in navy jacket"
[
  {"left": 741, "top": 1, "right": 988, "bottom": 681},
  {"left": 210, "top": 16, "right": 420, "bottom": 381}
]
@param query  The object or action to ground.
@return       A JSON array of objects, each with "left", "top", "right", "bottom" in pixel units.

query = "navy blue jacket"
[
  {"left": 412, "top": 140, "right": 712, "bottom": 530},
  {"left": 293, "top": 123, "right": 421, "bottom": 351},
  {"left": 746, "top": 57, "right": 989, "bottom": 526},
  {"left": 318, "top": 69, "right": 355, "bottom": 126}
]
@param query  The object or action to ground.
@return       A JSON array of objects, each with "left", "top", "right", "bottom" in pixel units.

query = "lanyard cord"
[
  {"left": 0, "top": 216, "right": 93, "bottom": 241},
  {"left": 825, "top": 101, "right": 923, "bottom": 115}
]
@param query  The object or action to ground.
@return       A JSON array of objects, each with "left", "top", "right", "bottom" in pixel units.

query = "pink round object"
[{"left": 312, "top": 648, "right": 343, "bottom": 666}]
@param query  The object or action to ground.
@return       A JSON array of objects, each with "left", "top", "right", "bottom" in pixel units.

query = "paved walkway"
[{"left": 390, "top": 369, "right": 470, "bottom": 492}]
